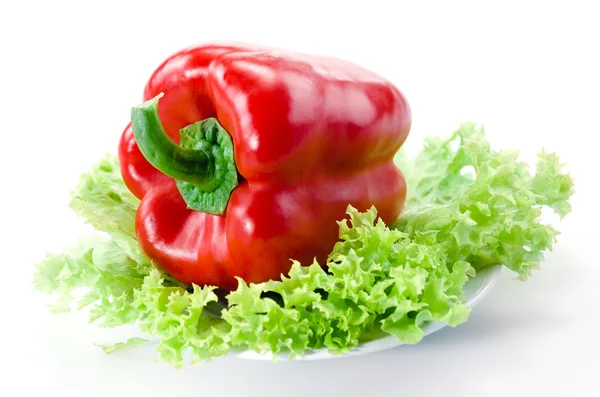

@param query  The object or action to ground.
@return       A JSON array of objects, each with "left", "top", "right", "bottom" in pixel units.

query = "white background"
[{"left": 1, "top": 0, "right": 599, "bottom": 396}]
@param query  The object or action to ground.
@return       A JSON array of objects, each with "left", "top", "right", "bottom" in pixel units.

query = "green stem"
[
  {"left": 130, "top": 93, "right": 239, "bottom": 215},
  {"left": 131, "top": 93, "right": 214, "bottom": 185}
]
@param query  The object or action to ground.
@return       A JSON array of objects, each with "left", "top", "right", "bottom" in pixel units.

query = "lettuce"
[
  {"left": 33, "top": 123, "right": 574, "bottom": 366},
  {"left": 395, "top": 123, "right": 573, "bottom": 279}
]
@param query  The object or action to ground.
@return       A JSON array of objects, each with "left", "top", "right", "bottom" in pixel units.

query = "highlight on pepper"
[{"left": 34, "top": 42, "right": 574, "bottom": 366}]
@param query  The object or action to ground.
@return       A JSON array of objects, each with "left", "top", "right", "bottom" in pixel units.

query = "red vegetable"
[{"left": 118, "top": 43, "right": 411, "bottom": 290}]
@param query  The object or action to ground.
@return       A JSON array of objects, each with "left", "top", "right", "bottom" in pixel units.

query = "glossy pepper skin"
[{"left": 119, "top": 43, "right": 411, "bottom": 290}]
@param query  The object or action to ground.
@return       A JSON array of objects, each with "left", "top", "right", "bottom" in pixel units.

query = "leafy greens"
[{"left": 34, "top": 123, "right": 574, "bottom": 366}]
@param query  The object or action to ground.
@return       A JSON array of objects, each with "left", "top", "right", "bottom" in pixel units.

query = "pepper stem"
[
  {"left": 131, "top": 93, "right": 214, "bottom": 185},
  {"left": 131, "top": 93, "right": 239, "bottom": 215}
]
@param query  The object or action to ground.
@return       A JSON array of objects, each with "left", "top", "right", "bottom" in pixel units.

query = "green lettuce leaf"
[
  {"left": 96, "top": 337, "right": 150, "bottom": 354},
  {"left": 33, "top": 123, "right": 574, "bottom": 366},
  {"left": 395, "top": 123, "right": 574, "bottom": 279}
]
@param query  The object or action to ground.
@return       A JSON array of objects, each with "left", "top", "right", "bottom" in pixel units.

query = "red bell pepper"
[{"left": 118, "top": 43, "right": 411, "bottom": 290}]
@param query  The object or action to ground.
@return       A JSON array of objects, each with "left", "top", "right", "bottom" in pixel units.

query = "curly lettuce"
[
  {"left": 395, "top": 123, "right": 573, "bottom": 279},
  {"left": 33, "top": 123, "right": 574, "bottom": 366}
]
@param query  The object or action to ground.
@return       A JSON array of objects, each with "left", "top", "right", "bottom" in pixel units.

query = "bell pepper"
[{"left": 118, "top": 43, "right": 411, "bottom": 290}]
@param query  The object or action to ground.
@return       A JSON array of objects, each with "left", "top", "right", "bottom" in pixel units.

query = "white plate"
[{"left": 235, "top": 264, "right": 502, "bottom": 361}]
